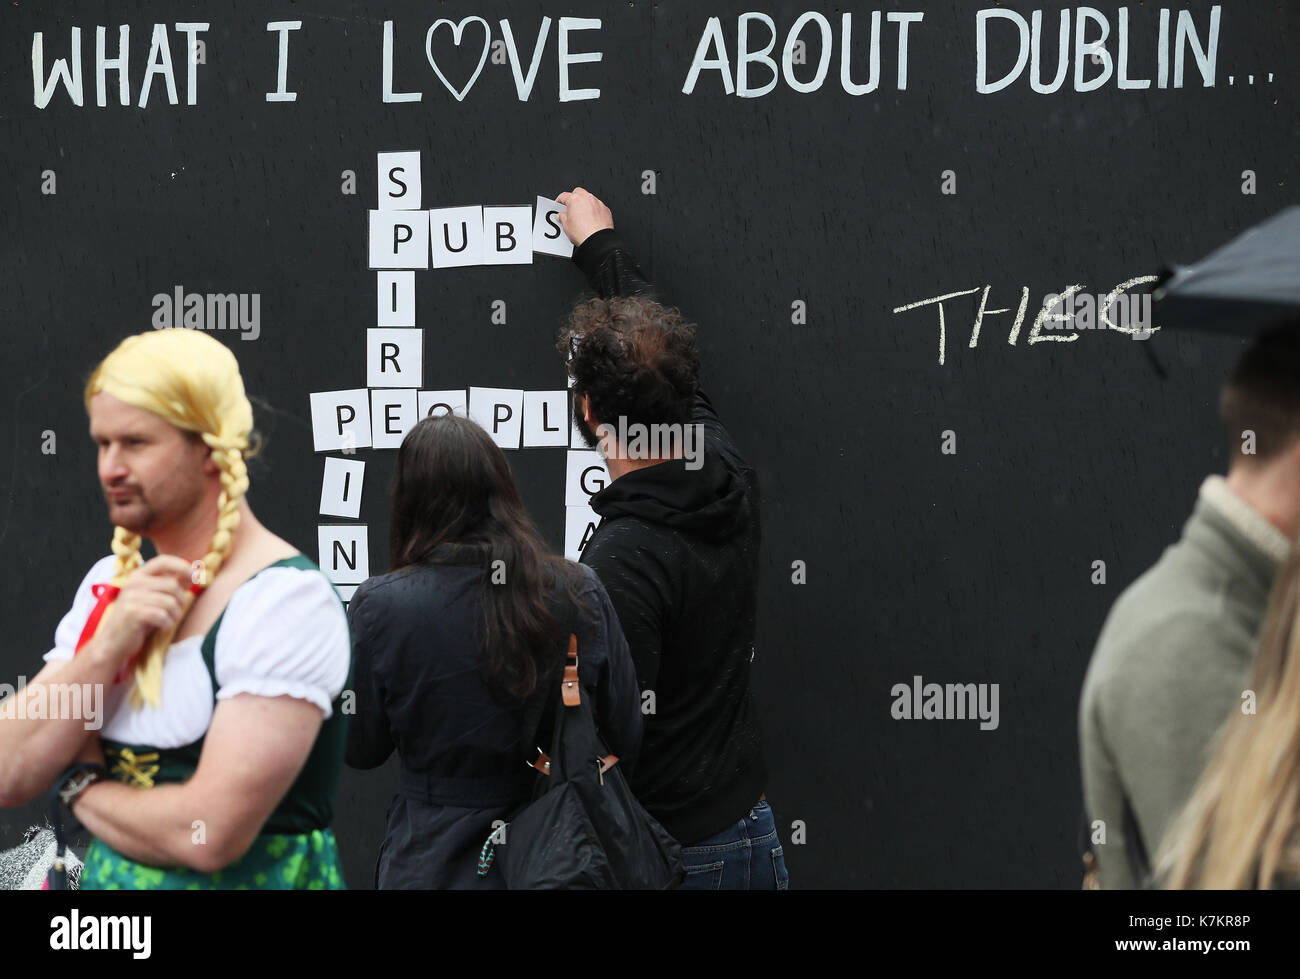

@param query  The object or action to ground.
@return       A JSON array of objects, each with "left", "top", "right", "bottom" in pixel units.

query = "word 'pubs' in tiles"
[{"left": 371, "top": 151, "right": 572, "bottom": 268}]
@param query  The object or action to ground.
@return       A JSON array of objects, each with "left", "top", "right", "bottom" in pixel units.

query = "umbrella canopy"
[{"left": 1152, "top": 206, "right": 1300, "bottom": 337}]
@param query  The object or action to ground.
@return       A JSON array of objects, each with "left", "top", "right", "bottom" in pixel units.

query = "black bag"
[{"left": 479, "top": 620, "right": 684, "bottom": 890}]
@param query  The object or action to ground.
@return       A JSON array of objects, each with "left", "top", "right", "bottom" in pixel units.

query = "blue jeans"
[{"left": 678, "top": 799, "right": 789, "bottom": 890}]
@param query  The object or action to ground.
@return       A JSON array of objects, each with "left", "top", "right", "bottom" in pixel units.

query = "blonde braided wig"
[{"left": 82, "top": 329, "right": 260, "bottom": 708}]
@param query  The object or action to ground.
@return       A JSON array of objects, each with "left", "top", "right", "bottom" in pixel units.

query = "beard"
[
  {"left": 105, "top": 489, "right": 159, "bottom": 534},
  {"left": 572, "top": 395, "right": 600, "bottom": 450}
]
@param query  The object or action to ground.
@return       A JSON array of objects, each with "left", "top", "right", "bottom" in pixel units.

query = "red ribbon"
[
  {"left": 74, "top": 583, "right": 120, "bottom": 655},
  {"left": 74, "top": 583, "right": 130, "bottom": 684},
  {"left": 73, "top": 580, "right": 205, "bottom": 684}
]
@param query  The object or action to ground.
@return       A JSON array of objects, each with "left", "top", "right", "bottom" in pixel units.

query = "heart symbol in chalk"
[{"left": 425, "top": 17, "right": 491, "bottom": 102}]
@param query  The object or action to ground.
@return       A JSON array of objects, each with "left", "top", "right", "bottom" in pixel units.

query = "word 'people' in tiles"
[{"left": 310, "top": 388, "right": 574, "bottom": 452}]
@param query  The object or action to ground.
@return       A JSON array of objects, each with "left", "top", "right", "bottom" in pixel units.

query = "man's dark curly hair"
[{"left": 557, "top": 295, "right": 700, "bottom": 432}]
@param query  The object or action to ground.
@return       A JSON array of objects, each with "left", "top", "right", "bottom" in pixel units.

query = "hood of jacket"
[{"left": 588, "top": 450, "right": 751, "bottom": 543}]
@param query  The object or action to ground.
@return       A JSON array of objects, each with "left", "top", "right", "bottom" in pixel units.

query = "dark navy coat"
[{"left": 345, "top": 553, "right": 642, "bottom": 889}]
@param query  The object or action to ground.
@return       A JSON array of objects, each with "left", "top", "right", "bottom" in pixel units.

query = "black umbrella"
[{"left": 1151, "top": 205, "right": 1300, "bottom": 337}]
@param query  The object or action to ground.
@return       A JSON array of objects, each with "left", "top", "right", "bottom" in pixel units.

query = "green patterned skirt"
[{"left": 80, "top": 829, "right": 346, "bottom": 890}]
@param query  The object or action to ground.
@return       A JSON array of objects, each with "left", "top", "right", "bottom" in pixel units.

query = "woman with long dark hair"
[{"left": 344, "top": 413, "right": 642, "bottom": 888}]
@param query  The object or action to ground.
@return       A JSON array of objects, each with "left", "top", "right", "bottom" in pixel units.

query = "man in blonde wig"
[{"left": 0, "top": 329, "right": 352, "bottom": 889}]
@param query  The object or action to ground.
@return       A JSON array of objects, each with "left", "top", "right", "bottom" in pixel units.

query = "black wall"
[{"left": 1, "top": 1, "right": 1295, "bottom": 887}]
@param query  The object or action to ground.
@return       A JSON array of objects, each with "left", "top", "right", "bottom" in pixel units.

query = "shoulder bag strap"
[
  {"left": 529, "top": 614, "right": 619, "bottom": 780},
  {"left": 518, "top": 580, "right": 576, "bottom": 772}
]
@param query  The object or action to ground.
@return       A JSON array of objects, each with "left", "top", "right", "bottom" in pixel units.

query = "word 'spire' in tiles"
[
  {"left": 367, "top": 328, "right": 423, "bottom": 388},
  {"left": 565, "top": 449, "right": 610, "bottom": 507},
  {"left": 370, "top": 390, "right": 419, "bottom": 449},
  {"left": 533, "top": 197, "right": 573, "bottom": 259},
  {"left": 377, "top": 271, "right": 414, "bottom": 326},
  {"left": 565, "top": 503, "right": 600, "bottom": 562},
  {"left": 468, "top": 387, "right": 524, "bottom": 449},
  {"left": 310, "top": 389, "right": 372, "bottom": 452},
  {"left": 418, "top": 389, "right": 468, "bottom": 419},
  {"left": 319, "top": 525, "right": 369, "bottom": 591},
  {"left": 377, "top": 151, "right": 421, "bottom": 210},
  {"left": 319, "top": 458, "right": 365, "bottom": 520},
  {"left": 522, "top": 391, "right": 569, "bottom": 447}
]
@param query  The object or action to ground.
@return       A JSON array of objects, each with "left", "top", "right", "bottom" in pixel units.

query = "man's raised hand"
[
  {"left": 89, "top": 555, "right": 194, "bottom": 670},
  {"left": 556, "top": 188, "right": 614, "bottom": 248}
]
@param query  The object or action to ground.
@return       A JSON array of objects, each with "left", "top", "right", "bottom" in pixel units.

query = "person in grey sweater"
[{"left": 1079, "top": 326, "right": 1300, "bottom": 888}]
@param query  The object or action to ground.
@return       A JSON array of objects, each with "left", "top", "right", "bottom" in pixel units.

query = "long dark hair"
[{"left": 388, "top": 413, "right": 588, "bottom": 703}]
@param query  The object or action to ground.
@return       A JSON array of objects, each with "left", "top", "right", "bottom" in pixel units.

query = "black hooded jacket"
[{"left": 572, "top": 228, "right": 767, "bottom": 845}]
